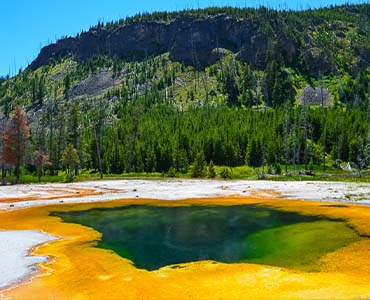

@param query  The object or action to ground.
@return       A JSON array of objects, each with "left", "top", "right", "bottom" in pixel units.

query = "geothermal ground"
[{"left": 1, "top": 179, "right": 370, "bottom": 300}]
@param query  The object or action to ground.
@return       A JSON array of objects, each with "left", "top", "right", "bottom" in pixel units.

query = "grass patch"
[{"left": 3, "top": 162, "right": 370, "bottom": 184}]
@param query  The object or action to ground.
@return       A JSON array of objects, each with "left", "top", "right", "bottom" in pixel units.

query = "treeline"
[
  {"left": 89, "top": 101, "right": 370, "bottom": 174},
  {"left": 101, "top": 4, "right": 370, "bottom": 32},
  {"left": 2, "top": 97, "right": 370, "bottom": 183}
]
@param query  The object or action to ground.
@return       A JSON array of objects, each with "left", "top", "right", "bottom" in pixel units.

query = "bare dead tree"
[
  {"left": 89, "top": 97, "right": 109, "bottom": 179},
  {"left": 302, "top": 105, "right": 308, "bottom": 170},
  {"left": 284, "top": 103, "right": 290, "bottom": 174},
  {"left": 292, "top": 110, "right": 298, "bottom": 175}
]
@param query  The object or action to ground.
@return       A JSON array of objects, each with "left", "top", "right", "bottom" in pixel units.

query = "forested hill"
[
  {"left": 0, "top": 4, "right": 369, "bottom": 181},
  {"left": 3, "top": 4, "right": 370, "bottom": 108}
]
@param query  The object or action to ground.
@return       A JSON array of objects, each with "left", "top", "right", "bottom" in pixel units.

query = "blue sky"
[{"left": 0, "top": 0, "right": 366, "bottom": 77}]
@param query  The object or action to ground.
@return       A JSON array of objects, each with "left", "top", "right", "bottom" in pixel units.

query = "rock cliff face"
[
  {"left": 29, "top": 11, "right": 367, "bottom": 75},
  {"left": 30, "top": 15, "right": 303, "bottom": 71}
]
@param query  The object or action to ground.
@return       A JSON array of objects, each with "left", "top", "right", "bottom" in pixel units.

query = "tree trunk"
[
  {"left": 1, "top": 164, "right": 6, "bottom": 185},
  {"left": 38, "top": 171, "right": 41, "bottom": 183},
  {"left": 93, "top": 125, "right": 103, "bottom": 179},
  {"left": 49, "top": 108, "right": 54, "bottom": 175},
  {"left": 15, "top": 165, "right": 20, "bottom": 184}
]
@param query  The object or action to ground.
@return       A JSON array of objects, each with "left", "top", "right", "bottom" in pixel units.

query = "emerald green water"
[{"left": 52, "top": 205, "right": 360, "bottom": 271}]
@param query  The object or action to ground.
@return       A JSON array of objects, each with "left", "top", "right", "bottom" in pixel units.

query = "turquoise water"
[{"left": 52, "top": 205, "right": 360, "bottom": 271}]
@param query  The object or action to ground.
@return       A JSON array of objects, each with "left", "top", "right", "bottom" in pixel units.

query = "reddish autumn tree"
[{"left": 2, "top": 106, "right": 30, "bottom": 184}]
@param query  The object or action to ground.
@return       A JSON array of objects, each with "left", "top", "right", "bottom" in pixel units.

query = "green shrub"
[
  {"left": 308, "top": 159, "right": 315, "bottom": 175},
  {"left": 167, "top": 166, "right": 176, "bottom": 177},
  {"left": 207, "top": 160, "right": 216, "bottom": 178},
  {"left": 220, "top": 167, "right": 233, "bottom": 179},
  {"left": 274, "top": 163, "right": 282, "bottom": 175}
]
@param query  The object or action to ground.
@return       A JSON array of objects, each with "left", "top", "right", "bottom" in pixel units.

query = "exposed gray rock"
[
  {"left": 69, "top": 69, "right": 115, "bottom": 97},
  {"left": 29, "top": 15, "right": 301, "bottom": 71},
  {"left": 299, "top": 85, "right": 331, "bottom": 106}
]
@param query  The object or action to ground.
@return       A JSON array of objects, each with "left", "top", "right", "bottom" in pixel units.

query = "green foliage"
[
  {"left": 246, "top": 138, "right": 262, "bottom": 168},
  {"left": 308, "top": 160, "right": 314, "bottom": 174},
  {"left": 191, "top": 152, "right": 207, "bottom": 178},
  {"left": 63, "top": 74, "right": 71, "bottom": 99},
  {"left": 61, "top": 144, "right": 80, "bottom": 181},
  {"left": 220, "top": 167, "right": 233, "bottom": 179},
  {"left": 207, "top": 160, "right": 216, "bottom": 178},
  {"left": 167, "top": 166, "right": 176, "bottom": 178},
  {"left": 274, "top": 163, "right": 282, "bottom": 175}
]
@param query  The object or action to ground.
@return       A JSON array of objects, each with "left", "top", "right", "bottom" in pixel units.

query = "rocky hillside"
[{"left": 30, "top": 5, "right": 370, "bottom": 76}]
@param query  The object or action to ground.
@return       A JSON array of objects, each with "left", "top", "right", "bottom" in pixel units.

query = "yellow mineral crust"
[{"left": 1, "top": 196, "right": 370, "bottom": 300}]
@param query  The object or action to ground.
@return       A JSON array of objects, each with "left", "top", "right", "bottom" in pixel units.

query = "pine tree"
[
  {"left": 38, "top": 75, "right": 45, "bottom": 106},
  {"left": 272, "top": 70, "right": 283, "bottom": 107},
  {"left": 60, "top": 144, "right": 80, "bottom": 181},
  {"left": 191, "top": 151, "right": 207, "bottom": 178},
  {"left": 207, "top": 160, "right": 216, "bottom": 178},
  {"left": 64, "top": 74, "right": 71, "bottom": 100},
  {"left": 67, "top": 102, "right": 82, "bottom": 174},
  {"left": 246, "top": 138, "right": 262, "bottom": 168},
  {"left": 265, "top": 60, "right": 279, "bottom": 107}
]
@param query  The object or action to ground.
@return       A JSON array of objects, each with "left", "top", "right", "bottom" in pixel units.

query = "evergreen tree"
[
  {"left": 191, "top": 151, "right": 207, "bottom": 178},
  {"left": 265, "top": 60, "right": 280, "bottom": 107},
  {"left": 207, "top": 160, "right": 216, "bottom": 178},
  {"left": 246, "top": 139, "right": 262, "bottom": 168},
  {"left": 38, "top": 75, "right": 45, "bottom": 106},
  {"left": 221, "top": 60, "right": 239, "bottom": 106},
  {"left": 61, "top": 144, "right": 80, "bottom": 181},
  {"left": 64, "top": 74, "right": 71, "bottom": 100},
  {"left": 67, "top": 103, "right": 82, "bottom": 174}
]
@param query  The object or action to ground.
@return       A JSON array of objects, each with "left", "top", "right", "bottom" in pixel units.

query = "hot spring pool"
[{"left": 52, "top": 205, "right": 361, "bottom": 271}]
